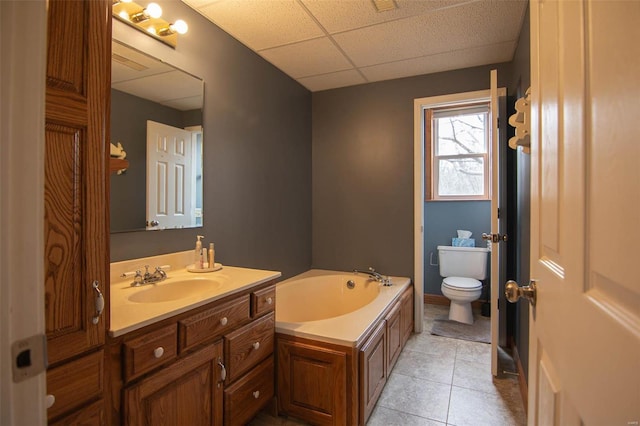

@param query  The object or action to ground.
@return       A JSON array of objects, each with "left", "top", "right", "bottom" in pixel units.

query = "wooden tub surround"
[{"left": 276, "top": 283, "right": 414, "bottom": 425}]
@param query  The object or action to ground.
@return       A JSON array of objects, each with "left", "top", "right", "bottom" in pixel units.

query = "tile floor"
[{"left": 250, "top": 304, "right": 526, "bottom": 426}]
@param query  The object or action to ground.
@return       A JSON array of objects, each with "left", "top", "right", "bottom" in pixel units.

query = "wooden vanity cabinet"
[
  {"left": 110, "top": 280, "right": 277, "bottom": 425},
  {"left": 44, "top": 0, "right": 111, "bottom": 423}
]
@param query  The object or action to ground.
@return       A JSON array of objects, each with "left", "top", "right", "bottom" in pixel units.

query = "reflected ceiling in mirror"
[{"left": 110, "top": 40, "right": 204, "bottom": 233}]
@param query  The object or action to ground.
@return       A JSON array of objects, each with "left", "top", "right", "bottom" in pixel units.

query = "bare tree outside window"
[{"left": 431, "top": 105, "right": 490, "bottom": 199}]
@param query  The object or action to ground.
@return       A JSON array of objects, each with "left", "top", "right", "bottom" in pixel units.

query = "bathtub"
[
  {"left": 276, "top": 269, "right": 411, "bottom": 347},
  {"left": 275, "top": 269, "right": 414, "bottom": 425}
]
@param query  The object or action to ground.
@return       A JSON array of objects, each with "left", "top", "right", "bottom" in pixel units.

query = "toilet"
[{"left": 437, "top": 245, "right": 489, "bottom": 324}]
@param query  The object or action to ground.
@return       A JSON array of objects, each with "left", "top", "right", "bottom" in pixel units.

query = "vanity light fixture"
[
  {"left": 113, "top": 1, "right": 188, "bottom": 48},
  {"left": 157, "top": 19, "right": 189, "bottom": 36},
  {"left": 130, "top": 2, "right": 162, "bottom": 23}
]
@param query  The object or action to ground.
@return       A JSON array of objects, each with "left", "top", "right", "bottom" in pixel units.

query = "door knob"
[{"left": 505, "top": 280, "right": 537, "bottom": 306}]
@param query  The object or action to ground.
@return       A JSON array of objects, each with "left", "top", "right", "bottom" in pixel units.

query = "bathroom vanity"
[{"left": 108, "top": 253, "right": 280, "bottom": 425}]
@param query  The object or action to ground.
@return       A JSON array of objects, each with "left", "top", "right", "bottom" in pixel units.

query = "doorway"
[{"left": 413, "top": 82, "right": 507, "bottom": 375}]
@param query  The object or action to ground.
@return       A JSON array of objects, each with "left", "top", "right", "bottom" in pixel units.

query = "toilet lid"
[{"left": 443, "top": 277, "right": 482, "bottom": 291}]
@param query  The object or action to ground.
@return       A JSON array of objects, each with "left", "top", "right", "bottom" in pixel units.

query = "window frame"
[{"left": 425, "top": 101, "right": 492, "bottom": 201}]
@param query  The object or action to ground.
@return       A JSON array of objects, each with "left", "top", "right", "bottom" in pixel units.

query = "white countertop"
[{"left": 110, "top": 251, "right": 281, "bottom": 337}]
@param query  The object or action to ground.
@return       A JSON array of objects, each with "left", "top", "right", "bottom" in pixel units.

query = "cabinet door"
[
  {"left": 359, "top": 321, "right": 387, "bottom": 424},
  {"left": 124, "top": 341, "right": 224, "bottom": 426},
  {"left": 44, "top": 0, "right": 110, "bottom": 366},
  {"left": 385, "top": 303, "right": 402, "bottom": 373},
  {"left": 400, "top": 286, "right": 414, "bottom": 346}
]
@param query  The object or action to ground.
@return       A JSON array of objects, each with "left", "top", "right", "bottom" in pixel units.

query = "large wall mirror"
[{"left": 110, "top": 40, "right": 204, "bottom": 233}]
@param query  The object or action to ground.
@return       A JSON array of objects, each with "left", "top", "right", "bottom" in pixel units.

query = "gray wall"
[
  {"left": 311, "top": 64, "right": 510, "bottom": 277},
  {"left": 110, "top": 1, "right": 312, "bottom": 280},
  {"left": 110, "top": 89, "right": 192, "bottom": 232},
  {"left": 424, "top": 201, "right": 491, "bottom": 295}
]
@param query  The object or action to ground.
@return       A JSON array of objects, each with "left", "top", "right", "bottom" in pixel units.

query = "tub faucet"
[{"left": 353, "top": 267, "right": 392, "bottom": 286}]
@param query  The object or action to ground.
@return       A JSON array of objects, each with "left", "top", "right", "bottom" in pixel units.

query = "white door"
[
  {"left": 526, "top": 1, "right": 640, "bottom": 424},
  {"left": 147, "top": 120, "right": 194, "bottom": 230}
]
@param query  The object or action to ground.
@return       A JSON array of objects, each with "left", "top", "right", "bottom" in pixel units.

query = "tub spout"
[{"left": 353, "top": 267, "right": 392, "bottom": 286}]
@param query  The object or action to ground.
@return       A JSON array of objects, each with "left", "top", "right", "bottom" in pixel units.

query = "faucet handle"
[{"left": 156, "top": 264, "right": 171, "bottom": 271}]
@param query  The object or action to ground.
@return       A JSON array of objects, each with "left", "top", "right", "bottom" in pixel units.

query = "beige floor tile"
[
  {"left": 367, "top": 406, "right": 446, "bottom": 425},
  {"left": 404, "top": 332, "right": 459, "bottom": 357},
  {"left": 395, "top": 349, "right": 455, "bottom": 385},
  {"left": 455, "top": 339, "right": 492, "bottom": 365},
  {"left": 377, "top": 373, "right": 451, "bottom": 423},
  {"left": 447, "top": 385, "right": 526, "bottom": 426}
]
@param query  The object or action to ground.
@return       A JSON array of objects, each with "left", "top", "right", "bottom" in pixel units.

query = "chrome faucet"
[
  {"left": 353, "top": 267, "right": 392, "bottom": 286},
  {"left": 122, "top": 264, "right": 170, "bottom": 287}
]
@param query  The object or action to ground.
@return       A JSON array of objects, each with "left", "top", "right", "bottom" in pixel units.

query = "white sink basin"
[{"left": 128, "top": 278, "right": 224, "bottom": 303}]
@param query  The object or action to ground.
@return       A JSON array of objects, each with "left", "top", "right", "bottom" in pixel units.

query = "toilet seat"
[{"left": 442, "top": 276, "right": 482, "bottom": 291}]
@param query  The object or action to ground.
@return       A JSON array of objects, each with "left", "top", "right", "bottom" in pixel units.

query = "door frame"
[
  {"left": 413, "top": 87, "right": 507, "bottom": 345},
  {"left": 0, "top": 1, "right": 47, "bottom": 424}
]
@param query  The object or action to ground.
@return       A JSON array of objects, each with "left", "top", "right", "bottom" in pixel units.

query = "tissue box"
[{"left": 452, "top": 238, "right": 475, "bottom": 247}]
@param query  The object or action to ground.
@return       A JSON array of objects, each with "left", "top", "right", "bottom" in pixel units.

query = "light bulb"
[
  {"left": 145, "top": 3, "right": 162, "bottom": 19},
  {"left": 171, "top": 19, "right": 188, "bottom": 35}
]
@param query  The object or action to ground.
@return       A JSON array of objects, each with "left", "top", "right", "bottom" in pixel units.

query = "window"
[{"left": 426, "top": 103, "right": 490, "bottom": 200}]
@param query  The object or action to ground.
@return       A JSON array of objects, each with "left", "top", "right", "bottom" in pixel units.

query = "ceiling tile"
[
  {"left": 198, "top": 0, "right": 325, "bottom": 50},
  {"left": 300, "top": 0, "right": 473, "bottom": 34},
  {"left": 259, "top": 37, "right": 353, "bottom": 78},
  {"left": 113, "top": 69, "right": 202, "bottom": 108},
  {"left": 333, "top": 0, "right": 526, "bottom": 67},
  {"left": 360, "top": 41, "right": 517, "bottom": 82},
  {"left": 297, "top": 69, "right": 367, "bottom": 91}
]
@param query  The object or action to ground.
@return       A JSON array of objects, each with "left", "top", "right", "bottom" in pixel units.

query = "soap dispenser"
[{"left": 194, "top": 235, "right": 204, "bottom": 269}]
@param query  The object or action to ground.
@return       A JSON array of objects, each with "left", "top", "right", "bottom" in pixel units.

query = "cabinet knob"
[
  {"left": 252, "top": 342, "right": 260, "bottom": 350},
  {"left": 153, "top": 347, "right": 164, "bottom": 358},
  {"left": 220, "top": 317, "right": 228, "bottom": 326},
  {"left": 266, "top": 297, "right": 273, "bottom": 305},
  {"left": 45, "top": 394, "right": 55, "bottom": 409},
  {"left": 252, "top": 391, "right": 260, "bottom": 399}
]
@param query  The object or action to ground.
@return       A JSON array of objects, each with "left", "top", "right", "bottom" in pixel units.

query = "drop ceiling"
[{"left": 181, "top": 0, "right": 528, "bottom": 92}]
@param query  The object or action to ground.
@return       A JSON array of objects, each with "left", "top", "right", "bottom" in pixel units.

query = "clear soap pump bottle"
[{"left": 194, "top": 235, "right": 204, "bottom": 269}]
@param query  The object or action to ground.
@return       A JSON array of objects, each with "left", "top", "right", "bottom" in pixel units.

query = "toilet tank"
[{"left": 437, "top": 245, "right": 489, "bottom": 280}]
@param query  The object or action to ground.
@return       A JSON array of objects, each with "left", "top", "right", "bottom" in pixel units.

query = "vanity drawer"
[
  {"left": 123, "top": 324, "right": 178, "bottom": 382},
  {"left": 225, "top": 312, "right": 274, "bottom": 382},
  {"left": 223, "top": 357, "right": 274, "bottom": 426},
  {"left": 251, "top": 285, "right": 275, "bottom": 317},
  {"left": 180, "top": 295, "right": 251, "bottom": 352},
  {"left": 46, "top": 350, "right": 104, "bottom": 421}
]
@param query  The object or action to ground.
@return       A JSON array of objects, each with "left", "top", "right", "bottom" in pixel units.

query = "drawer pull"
[
  {"left": 252, "top": 390, "right": 260, "bottom": 399},
  {"left": 45, "top": 394, "right": 55, "bottom": 409},
  {"left": 220, "top": 317, "right": 228, "bottom": 326},
  {"left": 218, "top": 358, "right": 227, "bottom": 381},
  {"left": 266, "top": 297, "right": 273, "bottom": 305},
  {"left": 153, "top": 347, "right": 164, "bottom": 358},
  {"left": 252, "top": 341, "right": 260, "bottom": 350}
]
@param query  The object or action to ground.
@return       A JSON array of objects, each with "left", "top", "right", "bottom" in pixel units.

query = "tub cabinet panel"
[
  {"left": 110, "top": 281, "right": 277, "bottom": 425},
  {"left": 277, "top": 337, "right": 357, "bottom": 425},
  {"left": 400, "top": 285, "right": 414, "bottom": 346},
  {"left": 385, "top": 302, "right": 402, "bottom": 373},
  {"left": 359, "top": 321, "right": 387, "bottom": 423},
  {"left": 276, "top": 282, "right": 414, "bottom": 426}
]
